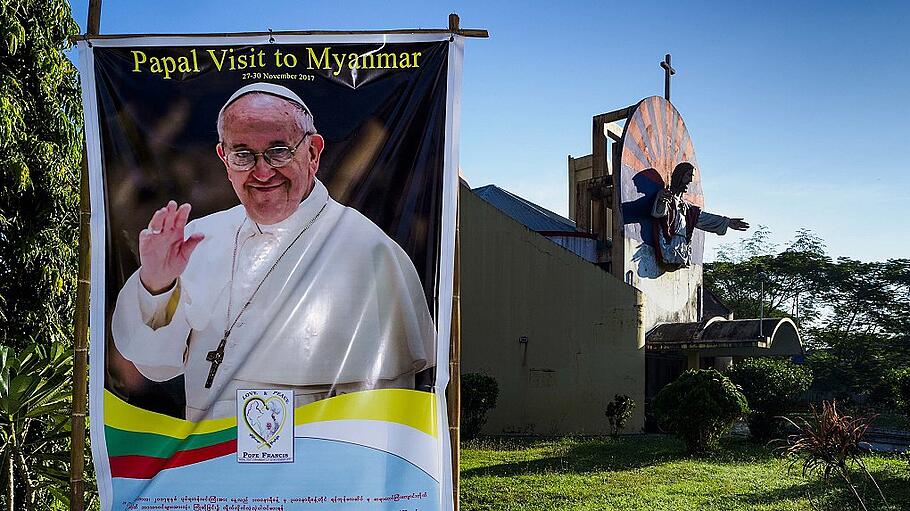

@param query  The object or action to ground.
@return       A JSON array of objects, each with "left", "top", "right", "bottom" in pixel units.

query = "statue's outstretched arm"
[{"left": 696, "top": 211, "right": 749, "bottom": 235}]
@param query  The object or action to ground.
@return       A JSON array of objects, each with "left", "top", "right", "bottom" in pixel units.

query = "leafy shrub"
[
  {"left": 780, "top": 401, "right": 886, "bottom": 510},
  {"left": 461, "top": 373, "right": 499, "bottom": 440},
  {"left": 0, "top": 342, "right": 75, "bottom": 509},
  {"left": 604, "top": 394, "right": 635, "bottom": 438},
  {"left": 653, "top": 369, "right": 748, "bottom": 455},
  {"left": 728, "top": 358, "right": 812, "bottom": 441},
  {"left": 889, "top": 368, "right": 910, "bottom": 420}
]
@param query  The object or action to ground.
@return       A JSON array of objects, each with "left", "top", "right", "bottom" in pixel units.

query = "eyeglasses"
[{"left": 223, "top": 133, "right": 312, "bottom": 171}]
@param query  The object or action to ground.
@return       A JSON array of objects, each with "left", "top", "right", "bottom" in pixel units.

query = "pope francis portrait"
[{"left": 111, "top": 82, "right": 437, "bottom": 421}]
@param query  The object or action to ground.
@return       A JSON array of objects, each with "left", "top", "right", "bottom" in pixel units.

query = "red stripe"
[{"left": 110, "top": 439, "right": 236, "bottom": 479}]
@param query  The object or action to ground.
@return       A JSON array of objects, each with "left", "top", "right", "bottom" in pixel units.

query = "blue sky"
[{"left": 70, "top": 0, "right": 910, "bottom": 262}]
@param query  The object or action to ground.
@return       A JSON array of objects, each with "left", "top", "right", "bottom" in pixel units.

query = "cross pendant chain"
[
  {"left": 204, "top": 333, "right": 229, "bottom": 388},
  {"left": 201, "top": 199, "right": 328, "bottom": 390}
]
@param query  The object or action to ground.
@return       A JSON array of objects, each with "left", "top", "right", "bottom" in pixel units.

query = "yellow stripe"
[
  {"left": 295, "top": 389, "right": 438, "bottom": 437},
  {"left": 104, "top": 391, "right": 235, "bottom": 439},
  {"left": 104, "top": 389, "right": 438, "bottom": 439}
]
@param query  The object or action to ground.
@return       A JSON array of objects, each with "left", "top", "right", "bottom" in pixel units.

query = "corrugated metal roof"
[
  {"left": 646, "top": 318, "right": 802, "bottom": 354},
  {"left": 472, "top": 184, "right": 581, "bottom": 233}
]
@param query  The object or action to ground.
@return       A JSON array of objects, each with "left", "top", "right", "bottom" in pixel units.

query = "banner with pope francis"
[{"left": 79, "top": 34, "right": 462, "bottom": 511}]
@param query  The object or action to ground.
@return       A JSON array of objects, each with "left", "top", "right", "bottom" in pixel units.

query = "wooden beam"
[
  {"left": 73, "top": 27, "right": 489, "bottom": 42},
  {"left": 593, "top": 105, "right": 634, "bottom": 125},
  {"left": 87, "top": 0, "right": 102, "bottom": 35},
  {"left": 592, "top": 108, "right": 632, "bottom": 178},
  {"left": 592, "top": 116, "right": 606, "bottom": 179}
]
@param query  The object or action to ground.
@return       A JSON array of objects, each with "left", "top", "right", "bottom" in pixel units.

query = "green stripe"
[{"left": 105, "top": 425, "right": 237, "bottom": 458}]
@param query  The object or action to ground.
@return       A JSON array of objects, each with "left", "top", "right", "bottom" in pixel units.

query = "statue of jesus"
[{"left": 651, "top": 162, "right": 749, "bottom": 267}]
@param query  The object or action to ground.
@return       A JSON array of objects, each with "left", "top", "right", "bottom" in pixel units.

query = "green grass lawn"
[{"left": 460, "top": 436, "right": 910, "bottom": 511}]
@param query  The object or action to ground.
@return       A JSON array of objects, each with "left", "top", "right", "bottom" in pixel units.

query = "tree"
[
  {"left": 707, "top": 229, "right": 910, "bottom": 409},
  {"left": 705, "top": 228, "right": 830, "bottom": 329},
  {"left": 0, "top": 1, "right": 84, "bottom": 508},
  {"left": 0, "top": 0, "right": 83, "bottom": 348},
  {"left": 888, "top": 368, "right": 910, "bottom": 422},
  {"left": 820, "top": 257, "right": 910, "bottom": 340},
  {"left": 653, "top": 369, "right": 748, "bottom": 455},
  {"left": 728, "top": 358, "right": 812, "bottom": 441},
  {"left": 805, "top": 260, "right": 910, "bottom": 406},
  {"left": 0, "top": 342, "right": 73, "bottom": 510}
]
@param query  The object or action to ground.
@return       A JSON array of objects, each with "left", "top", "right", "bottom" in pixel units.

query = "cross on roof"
[{"left": 660, "top": 54, "right": 676, "bottom": 101}]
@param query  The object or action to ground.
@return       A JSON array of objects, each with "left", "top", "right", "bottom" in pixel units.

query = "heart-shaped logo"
[{"left": 242, "top": 395, "right": 287, "bottom": 448}]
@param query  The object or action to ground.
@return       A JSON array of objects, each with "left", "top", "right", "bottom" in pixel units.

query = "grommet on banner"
[{"left": 268, "top": 28, "right": 275, "bottom": 44}]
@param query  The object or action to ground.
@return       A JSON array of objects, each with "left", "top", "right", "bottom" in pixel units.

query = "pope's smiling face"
[{"left": 217, "top": 93, "right": 324, "bottom": 225}]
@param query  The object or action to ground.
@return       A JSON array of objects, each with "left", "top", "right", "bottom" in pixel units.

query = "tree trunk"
[
  {"left": 17, "top": 453, "right": 33, "bottom": 511},
  {"left": 7, "top": 454, "right": 13, "bottom": 511}
]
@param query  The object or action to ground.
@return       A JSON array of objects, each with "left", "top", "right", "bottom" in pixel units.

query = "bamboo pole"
[
  {"left": 70, "top": 3, "right": 101, "bottom": 511},
  {"left": 69, "top": 144, "right": 90, "bottom": 511},
  {"left": 445, "top": 15, "right": 462, "bottom": 511},
  {"left": 446, "top": 204, "right": 461, "bottom": 511}
]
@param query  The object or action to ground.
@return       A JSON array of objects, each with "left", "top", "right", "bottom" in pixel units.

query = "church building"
[{"left": 460, "top": 96, "right": 803, "bottom": 435}]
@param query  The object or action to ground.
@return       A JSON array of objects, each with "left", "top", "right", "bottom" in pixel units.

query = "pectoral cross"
[
  {"left": 205, "top": 335, "right": 228, "bottom": 388},
  {"left": 660, "top": 53, "right": 676, "bottom": 101}
]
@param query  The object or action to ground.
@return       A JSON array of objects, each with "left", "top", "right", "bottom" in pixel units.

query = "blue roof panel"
[{"left": 472, "top": 184, "right": 581, "bottom": 233}]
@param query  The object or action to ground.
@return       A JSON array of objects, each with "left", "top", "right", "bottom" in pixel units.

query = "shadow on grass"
[
  {"left": 463, "top": 436, "right": 910, "bottom": 509},
  {"left": 462, "top": 436, "right": 677, "bottom": 477},
  {"left": 463, "top": 435, "right": 813, "bottom": 479},
  {"left": 462, "top": 435, "right": 784, "bottom": 477},
  {"left": 741, "top": 465, "right": 910, "bottom": 511}
]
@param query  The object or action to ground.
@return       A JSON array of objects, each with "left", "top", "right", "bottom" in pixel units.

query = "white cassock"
[
  {"left": 651, "top": 193, "right": 730, "bottom": 267},
  {"left": 112, "top": 179, "right": 436, "bottom": 421}
]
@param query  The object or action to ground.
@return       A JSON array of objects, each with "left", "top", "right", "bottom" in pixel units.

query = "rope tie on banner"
[{"left": 268, "top": 28, "right": 275, "bottom": 44}]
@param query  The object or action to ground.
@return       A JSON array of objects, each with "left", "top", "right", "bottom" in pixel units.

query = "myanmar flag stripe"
[
  {"left": 109, "top": 439, "right": 237, "bottom": 479},
  {"left": 105, "top": 425, "right": 237, "bottom": 458},
  {"left": 104, "top": 387, "right": 437, "bottom": 439},
  {"left": 104, "top": 391, "right": 234, "bottom": 439},
  {"left": 294, "top": 389, "right": 438, "bottom": 436}
]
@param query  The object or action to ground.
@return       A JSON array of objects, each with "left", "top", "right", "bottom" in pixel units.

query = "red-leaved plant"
[{"left": 779, "top": 401, "right": 886, "bottom": 510}]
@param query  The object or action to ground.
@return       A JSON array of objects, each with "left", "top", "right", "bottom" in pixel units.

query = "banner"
[{"left": 78, "top": 34, "right": 461, "bottom": 511}]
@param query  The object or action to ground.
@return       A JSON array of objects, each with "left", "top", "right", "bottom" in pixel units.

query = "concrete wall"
[
  {"left": 460, "top": 186, "right": 645, "bottom": 435},
  {"left": 623, "top": 240, "right": 703, "bottom": 331}
]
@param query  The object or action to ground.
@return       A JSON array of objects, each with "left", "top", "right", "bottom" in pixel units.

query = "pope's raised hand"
[{"left": 138, "top": 201, "right": 205, "bottom": 294}]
